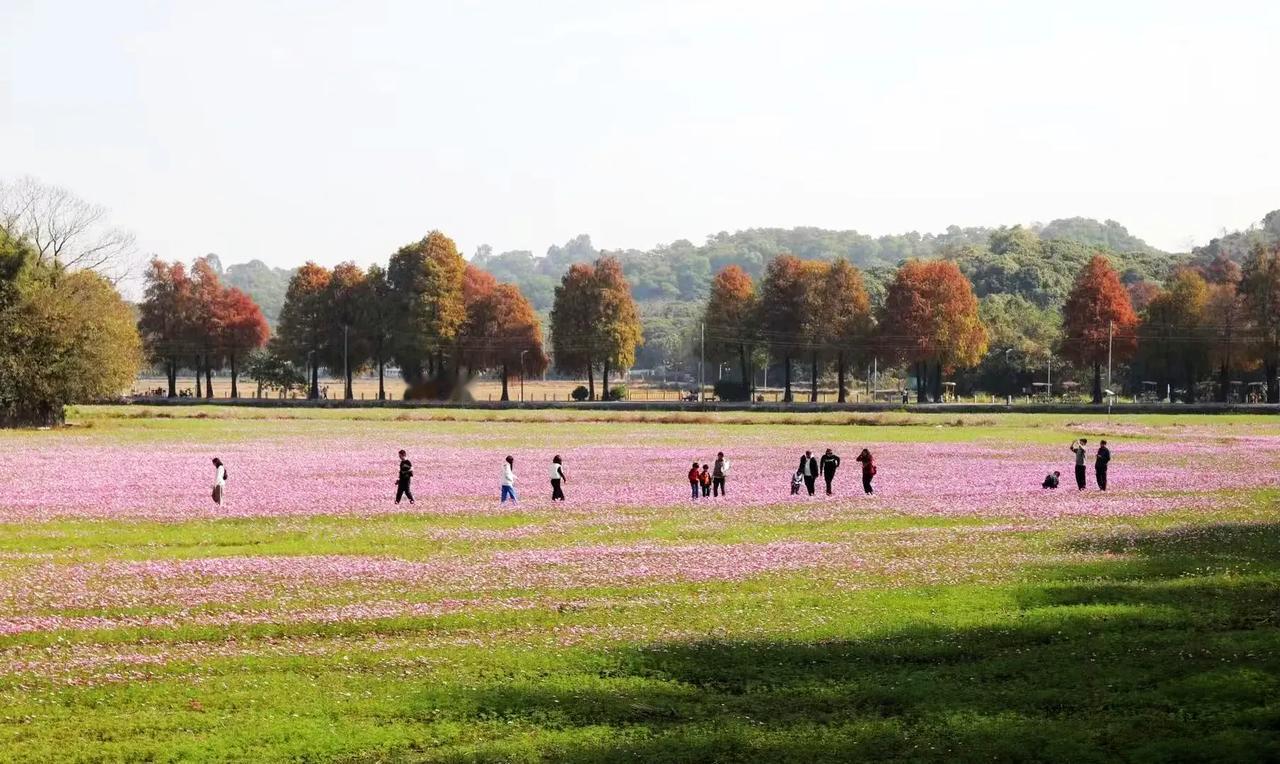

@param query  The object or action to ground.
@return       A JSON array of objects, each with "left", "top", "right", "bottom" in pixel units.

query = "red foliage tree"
[
  {"left": 703, "top": 265, "right": 759, "bottom": 396},
  {"left": 215, "top": 287, "right": 269, "bottom": 398},
  {"left": 1061, "top": 255, "right": 1138, "bottom": 403}
]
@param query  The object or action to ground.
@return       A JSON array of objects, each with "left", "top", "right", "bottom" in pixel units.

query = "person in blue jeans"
[{"left": 501, "top": 455, "right": 517, "bottom": 502}]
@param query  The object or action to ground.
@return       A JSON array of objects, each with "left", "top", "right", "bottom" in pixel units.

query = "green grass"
[{"left": 0, "top": 409, "right": 1277, "bottom": 761}]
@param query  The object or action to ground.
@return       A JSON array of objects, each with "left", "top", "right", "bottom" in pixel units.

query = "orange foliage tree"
[
  {"left": 1061, "top": 255, "right": 1138, "bottom": 403},
  {"left": 758, "top": 254, "right": 810, "bottom": 402},
  {"left": 879, "top": 260, "right": 987, "bottom": 402},
  {"left": 703, "top": 265, "right": 759, "bottom": 398},
  {"left": 276, "top": 261, "right": 333, "bottom": 399}
]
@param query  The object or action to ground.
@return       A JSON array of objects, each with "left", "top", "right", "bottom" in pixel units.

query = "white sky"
[{"left": 2, "top": 0, "right": 1278, "bottom": 270}]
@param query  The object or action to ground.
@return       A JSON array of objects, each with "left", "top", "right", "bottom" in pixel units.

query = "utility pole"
[
  {"left": 699, "top": 322, "right": 705, "bottom": 402},
  {"left": 1107, "top": 320, "right": 1114, "bottom": 404}
]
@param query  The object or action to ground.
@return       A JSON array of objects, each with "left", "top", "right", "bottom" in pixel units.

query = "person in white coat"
[
  {"left": 549, "top": 455, "right": 566, "bottom": 501},
  {"left": 501, "top": 455, "right": 517, "bottom": 503},
  {"left": 211, "top": 457, "right": 227, "bottom": 505}
]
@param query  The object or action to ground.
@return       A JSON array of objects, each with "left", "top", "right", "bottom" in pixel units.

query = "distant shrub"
[
  {"left": 714, "top": 379, "right": 750, "bottom": 402},
  {"left": 571, "top": 385, "right": 590, "bottom": 401},
  {"left": 607, "top": 385, "right": 628, "bottom": 401}
]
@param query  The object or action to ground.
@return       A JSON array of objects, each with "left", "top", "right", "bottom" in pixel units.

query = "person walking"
[
  {"left": 699, "top": 464, "right": 712, "bottom": 497},
  {"left": 211, "top": 457, "right": 227, "bottom": 506},
  {"left": 1070, "top": 438, "right": 1088, "bottom": 491},
  {"left": 820, "top": 448, "right": 842, "bottom": 495},
  {"left": 395, "top": 450, "right": 415, "bottom": 505},
  {"left": 1095, "top": 440, "right": 1111, "bottom": 491},
  {"left": 712, "top": 452, "right": 729, "bottom": 497},
  {"left": 799, "top": 451, "right": 818, "bottom": 496},
  {"left": 501, "top": 455, "right": 518, "bottom": 503},
  {"left": 1042, "top": 470, "right": 1060, "bottom": 489},
  {"left": 549, "top": 455, "right": 567, "bottom": 501},
  {"left": 855, "top": 448, "right": 876, "bottom": 494},
  {"left": 688, "top": 461, "right": 701, "bottom": 499}
]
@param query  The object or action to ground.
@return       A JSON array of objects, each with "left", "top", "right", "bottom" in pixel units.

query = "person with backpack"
[
  {"left": 712, "top": 452, "right": 729, "bottom": 497},
  {"left": 395, "top": 450, "right": 415, "bottom": 505},
  {"left": 1070, "top": 438, "right": 1089, "bottom": 490},
  {"left": 688, "top": 461, "right": 701, "bottom": 499},
  {"left": 798, "top": 451, "right": 818, "bottom": 496},
  {"left": 855, "top": 448, "right": 876, "bottom": 494},
  {"left": 1095, "top": 440, "right": 1111, "bottom": 491},
  {"left": 211, "top": 457, "right": 228, "bottom": 506},
  {"left": 699, "top": 464, "right": 712, "bottom": 497},
  {"left": 549, "top": 455, "right": 567, "bottom": 501},
  {"left": 820, "top": 448, "right": 842, "bottom": 495},
  {"left": 501, "top": 456, "right": 517, "bottom": 503}
]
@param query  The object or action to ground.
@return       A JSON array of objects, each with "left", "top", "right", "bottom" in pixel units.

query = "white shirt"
[
  {"left": 213, "top": 465, "right": 226, "bottom": 488},
  {"left": 502, "top": 463, "right": 516, "bottom": 486},
  {"left": 549, "top": 463, "right": 564, "bottom": 480}
]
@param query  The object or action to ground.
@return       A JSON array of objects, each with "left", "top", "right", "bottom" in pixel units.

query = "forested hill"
[{"left": 474, "top": 217, "right": 1173, "bottom": 311}]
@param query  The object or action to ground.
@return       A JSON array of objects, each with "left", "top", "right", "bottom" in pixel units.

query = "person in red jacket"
[
  {"left": 855, "top": 448, "right": 876, "bottom": 495},
  {"left": 688, "top": 461, "right": 701, "bottom": 499}
]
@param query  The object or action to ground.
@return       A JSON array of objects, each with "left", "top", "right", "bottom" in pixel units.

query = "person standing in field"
[
  {"left": 799, "top": 451, "right": 818, "bottom": 496},
  {"left": 501, "top": 455, "right": 517, "bottom": 503},
  {"left": 549, "top": 455, "right": 567, "bottom": 501},
  {"left": 1095, "top": 440, "right": 1111, "bottom": 491},
  {"left": 211, "top": 457, "right": 227, "bottom": 506},
  {"left": 855, "top": 448, "right": 876, "bottom": 494},
  {"left": 395, "top": 450, "right": 415, "bottom": 505},
  {"left": 1070, "top": 438, "right": 1088, "bottom": 491},
  {"left": 699, "top": 464, "right": 712, "bottom": 497},
  {"left": 820, "top": 448, "right": 842, "bottom": 495},
  {"left": 712, "top": 452, "right": 729, "bottom": 497},
  {"left": 688, "top": 461, "right": 701, "bottom": 499}
]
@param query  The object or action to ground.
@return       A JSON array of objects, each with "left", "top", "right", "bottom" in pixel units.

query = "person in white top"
[
  {"left": 501, "top": 455, "right": 517, "bottom": 503},
  {"left": 211, "top": 457, "right": 227, "bottom": 505},
  {"left": 549, "top": 455, "right": 567, "bottom": 501}
]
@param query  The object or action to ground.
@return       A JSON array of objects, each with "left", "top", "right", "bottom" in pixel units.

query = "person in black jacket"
[
  {"left": 1095, "top": 440, "right": 1111, "bottom": 491},
  {"left": 395, "top": 449, "right": 415, "bottom": 504},
  {"left": 1042, "top": 470, "right": 1060, "bottom": 489},
  {"left": 820, "top": 449, "right": 841, "bottom": 495},
  {"left": 798, "top": 451, "right": 819, "bottom": 495}
]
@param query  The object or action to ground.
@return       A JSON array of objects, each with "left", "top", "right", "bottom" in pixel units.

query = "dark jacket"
[
  {"left": 820, "top": 453, "right": 841, "bottom": 474},
  {"left": 398, "top": 459, "right": 413, "bottom": 484},
  {"left": 1096, "top": 446, "right": 1111, "bottom": 468}
]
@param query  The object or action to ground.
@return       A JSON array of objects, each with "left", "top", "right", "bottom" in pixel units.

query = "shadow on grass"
[{"left": 406, "top": 523, "right": 1280, "bottom": 763}]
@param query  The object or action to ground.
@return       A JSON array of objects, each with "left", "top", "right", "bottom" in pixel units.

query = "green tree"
[
  {"left": 1239, "top": 243, "right": 1280, "bottom": 403},
  {"left": 357, "top": 264, "right": 398, "bottom": 400},
  {"left": 757, "top": 255, "right": 810, "bottom": 402},
  {"left": 276, "top": 262, "right": 332, "bottom": 399},
  {"left": 324, "top": 262, "right": 369, "bottom": 399},
  {"left": 816, "top": 259, "right": 873, "bottom": 402},
  {"left": 388, "top": 231, "right": 467, "bottom": 392}
]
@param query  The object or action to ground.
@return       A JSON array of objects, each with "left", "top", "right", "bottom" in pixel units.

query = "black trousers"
[
  {"left": 1095, "top": 466, "right": 1107, "bottom": 491},
  {"left": 395, "top": 481, "right": 414, "bottom": 503},
  {"left": 803, "top": 475, "right": 817, "bottom": 495},
  {"left": 1075, "top": 465, "right": 1086, "bottom": 490},
  {"left": 712, "top": 477, "right": 725, "bottom": 496},
  {"left": 551, "top": 479, "right": 564, "bottom": 501},
  {"left": 823, "top": 471, "right": 837, "bottom": 494},
  {"left": 862, "top": 474, "right": 873, "bottom": 494}
]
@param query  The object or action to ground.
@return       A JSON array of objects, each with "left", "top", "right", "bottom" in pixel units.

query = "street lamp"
[{"left": 519, "top": 350, "right": 528, "bottom": 403}]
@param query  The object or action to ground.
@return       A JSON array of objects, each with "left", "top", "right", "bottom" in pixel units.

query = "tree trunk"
[
  {"left": 587, "top": 363, "right": 595, "bottom": 401},
  {"left": 915, "top": 361, "right": 926, "bottom": 404},
  {"left": 931, "top": 361, "right": 943, "bottom": 402},
  {"left": 378, "top": 357, "right": 386, "bottom": 401},
  {"left": 230, "top": 353, "right": 239, "bottom": 399},
  {"left": 837, "top": 352, "right": 847, "bottom": 403},
  {"left": 1269, "top": 358, "right": 1279, "bottom": 403},
  {"left": 1218, "top": 362, "right": 1229, "bottom": 403},
  {"left": 603, "top": 360, "right": 611, "bottom": 401},
  {"left": 205, "top": 356, "right": 213, "bottom": 398},
  {"left": 809, "top": 352, "right": 818, "bottom": 402},
  {"left": 1185, "top": 363, "right": 1197, "bottom": 403},
  {"left": 783, "top": 356, "right": 793, "bottom": 402},
  {"left": 309, "top": 354, "right": 319, "bottom": 399},
  {"left": 194, "top": 357, "right": 203, "bottom": 398},
  {"left": 345, "top": 364, "right": 353, "bottom": 400},
  {"left": 738, "top": 343, "right": 750, "bottom": 396},
  {"left": 167, "top": 360, "right": 177, "bottom": 398},
  {"left": 1092, "top": 363, "right": 1103, "bottom": 404},
  {"left": 501, "top": 363, "right": 509, "bottom": 401}
]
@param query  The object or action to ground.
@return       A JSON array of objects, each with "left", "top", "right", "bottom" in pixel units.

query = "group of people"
[
  {"left": 207, "top": 437, "right": 1114, "bottom": 508},
  {"left": 688, "top": 453, "right": 731, "bottom": 498},
  {"left": 791, "top": 448, "right": 876, "bottom": 496},
  {"left": 1043, "top": 438, "right": 1112, "bottom": 491}
]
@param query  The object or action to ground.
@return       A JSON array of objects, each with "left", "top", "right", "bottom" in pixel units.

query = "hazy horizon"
[{"left": 3, "top": 1, "right": 1278, "bottom": 272}]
